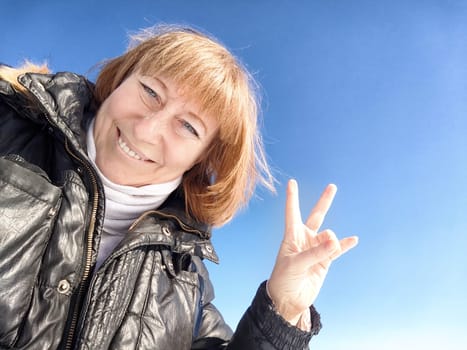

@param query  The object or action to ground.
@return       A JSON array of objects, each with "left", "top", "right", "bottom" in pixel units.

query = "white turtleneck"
[{"left": 86, "top": 119, "right": 182, "bottom": 268}]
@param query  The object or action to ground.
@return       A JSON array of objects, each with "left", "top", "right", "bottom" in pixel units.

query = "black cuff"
[{"left": 251, "top": 281, "right": 322, "bottom": 349}]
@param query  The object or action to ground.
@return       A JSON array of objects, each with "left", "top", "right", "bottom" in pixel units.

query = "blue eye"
[
  {"left": 182, "top": 120, "right": 199, "bottom": 137},
  {"left": 140, "top": 82, "right": 161, "bottom": 103}
]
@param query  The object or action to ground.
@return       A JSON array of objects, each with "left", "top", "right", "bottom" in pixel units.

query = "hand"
[{"left": 267, "top": 179, "right": 358, "bottom": 326}]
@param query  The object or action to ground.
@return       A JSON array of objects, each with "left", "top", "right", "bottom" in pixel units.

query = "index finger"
[
  {"left": 305, "top": 184, "right": 337, "bottom": 232},
  {"left": 284, "top": 179, "right": 303, "bottom": 235}
]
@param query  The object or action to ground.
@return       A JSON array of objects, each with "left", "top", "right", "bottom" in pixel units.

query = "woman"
[{"left": 0, "top": 25, "right": 358, "bottom": 349}]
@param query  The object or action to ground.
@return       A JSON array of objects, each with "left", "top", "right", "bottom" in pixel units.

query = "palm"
[{"left": 268, "top": 180, "right": 358, "bottom": 324}]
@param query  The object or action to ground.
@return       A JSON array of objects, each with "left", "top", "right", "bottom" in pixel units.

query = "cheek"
[
  {"left": 93, "top": 106, "right": 110, "bottom": 140},
  {"left": 186, "top": 142, "right": 213, "bottom": 168},
  {"left": 168, "top": 143, "right": 205, "bottom": 168},
  {"left": 95, "top": 97, "right": 117, "bottom": 128},
  {"left": 104, "top": 96, "right": 124, "bottom": 121},
  {"left": 102, "top": 86, "right": 137, "bottom": 121}
]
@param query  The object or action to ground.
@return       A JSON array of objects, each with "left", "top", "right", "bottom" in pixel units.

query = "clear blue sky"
[{"left": 2, "top": 1, "right": 466, "bottom": 349}]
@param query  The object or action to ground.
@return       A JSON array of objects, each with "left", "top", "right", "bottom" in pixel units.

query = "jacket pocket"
[{"left": 0, "top": 156, "right": 62, "bottom": 347}]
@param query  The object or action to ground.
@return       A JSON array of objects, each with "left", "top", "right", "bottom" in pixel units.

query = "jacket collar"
[
  {"left": 129, "top": 186, "right": 211, "bottom": 239},
  {"left": 158, "top": 187, "right": 211, "bottom": 237}
]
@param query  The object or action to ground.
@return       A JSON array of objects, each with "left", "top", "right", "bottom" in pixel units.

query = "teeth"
[{"left": 118, "top": 137, "right": 142, "bottom": 160}]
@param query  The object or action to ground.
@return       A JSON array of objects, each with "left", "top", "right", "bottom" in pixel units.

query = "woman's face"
[{"left": 93, "top": 71, "right": 219, "bottom": 186}]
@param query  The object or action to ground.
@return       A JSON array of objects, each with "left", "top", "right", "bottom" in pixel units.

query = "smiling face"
[{"left": 93, "top": 71, "right": 219, "bottom": 186}]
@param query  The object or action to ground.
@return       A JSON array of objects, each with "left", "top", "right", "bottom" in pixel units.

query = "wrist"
[
  {"left": 265, "top": 280, "right": 308, "bottom": 330},
  {"left": 253, "top": 281, "right": 315, "bottom": 349},
  {"left": 297, "top": 310, "right": 312, "bottom": 332}
]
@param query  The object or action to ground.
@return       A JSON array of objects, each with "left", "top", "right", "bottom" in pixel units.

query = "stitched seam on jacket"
[
  {"left": 135, "top": 247, "right": 154, "bottom": 348},
  {"left": 100, "top": 256, "right": 119, "bottom": 347}
]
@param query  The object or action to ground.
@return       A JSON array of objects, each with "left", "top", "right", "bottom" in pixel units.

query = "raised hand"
[{"left": 267, "top": 179, "right": 358, "bottom": 326}]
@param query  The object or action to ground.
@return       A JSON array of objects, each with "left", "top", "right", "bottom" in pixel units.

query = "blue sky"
[{"left": 2, "top": 1, "right": 466, "bottom": 348}]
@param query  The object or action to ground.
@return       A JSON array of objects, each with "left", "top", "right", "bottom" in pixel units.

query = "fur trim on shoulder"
[{"left": 0, "top": 61, "right": 50, "bottom": 92}]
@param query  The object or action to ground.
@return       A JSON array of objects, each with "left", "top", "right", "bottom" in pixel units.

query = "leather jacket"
[{"left": 0, "top": 70, "right": 319, "bottom": 349}]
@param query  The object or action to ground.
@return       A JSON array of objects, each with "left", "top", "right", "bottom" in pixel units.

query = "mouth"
[{"left": 117, "top": 129, "right": 154, "bottom": 163}]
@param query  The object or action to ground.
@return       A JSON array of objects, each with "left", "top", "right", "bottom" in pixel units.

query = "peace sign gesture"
[{"left": 267, "top": 180, "right": 358, "bottom": 327}]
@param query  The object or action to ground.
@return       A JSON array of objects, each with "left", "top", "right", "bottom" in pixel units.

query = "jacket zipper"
[
  {"left": 20, "top": 74, "right": 100, "bottom": 348},
  {"left": 63, "top": 138, "right": 99, "bottom": 350}
]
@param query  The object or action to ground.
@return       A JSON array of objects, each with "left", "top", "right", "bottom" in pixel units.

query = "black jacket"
[{"left": 0, "top": 70, "right": 320, "bottom": 349}]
